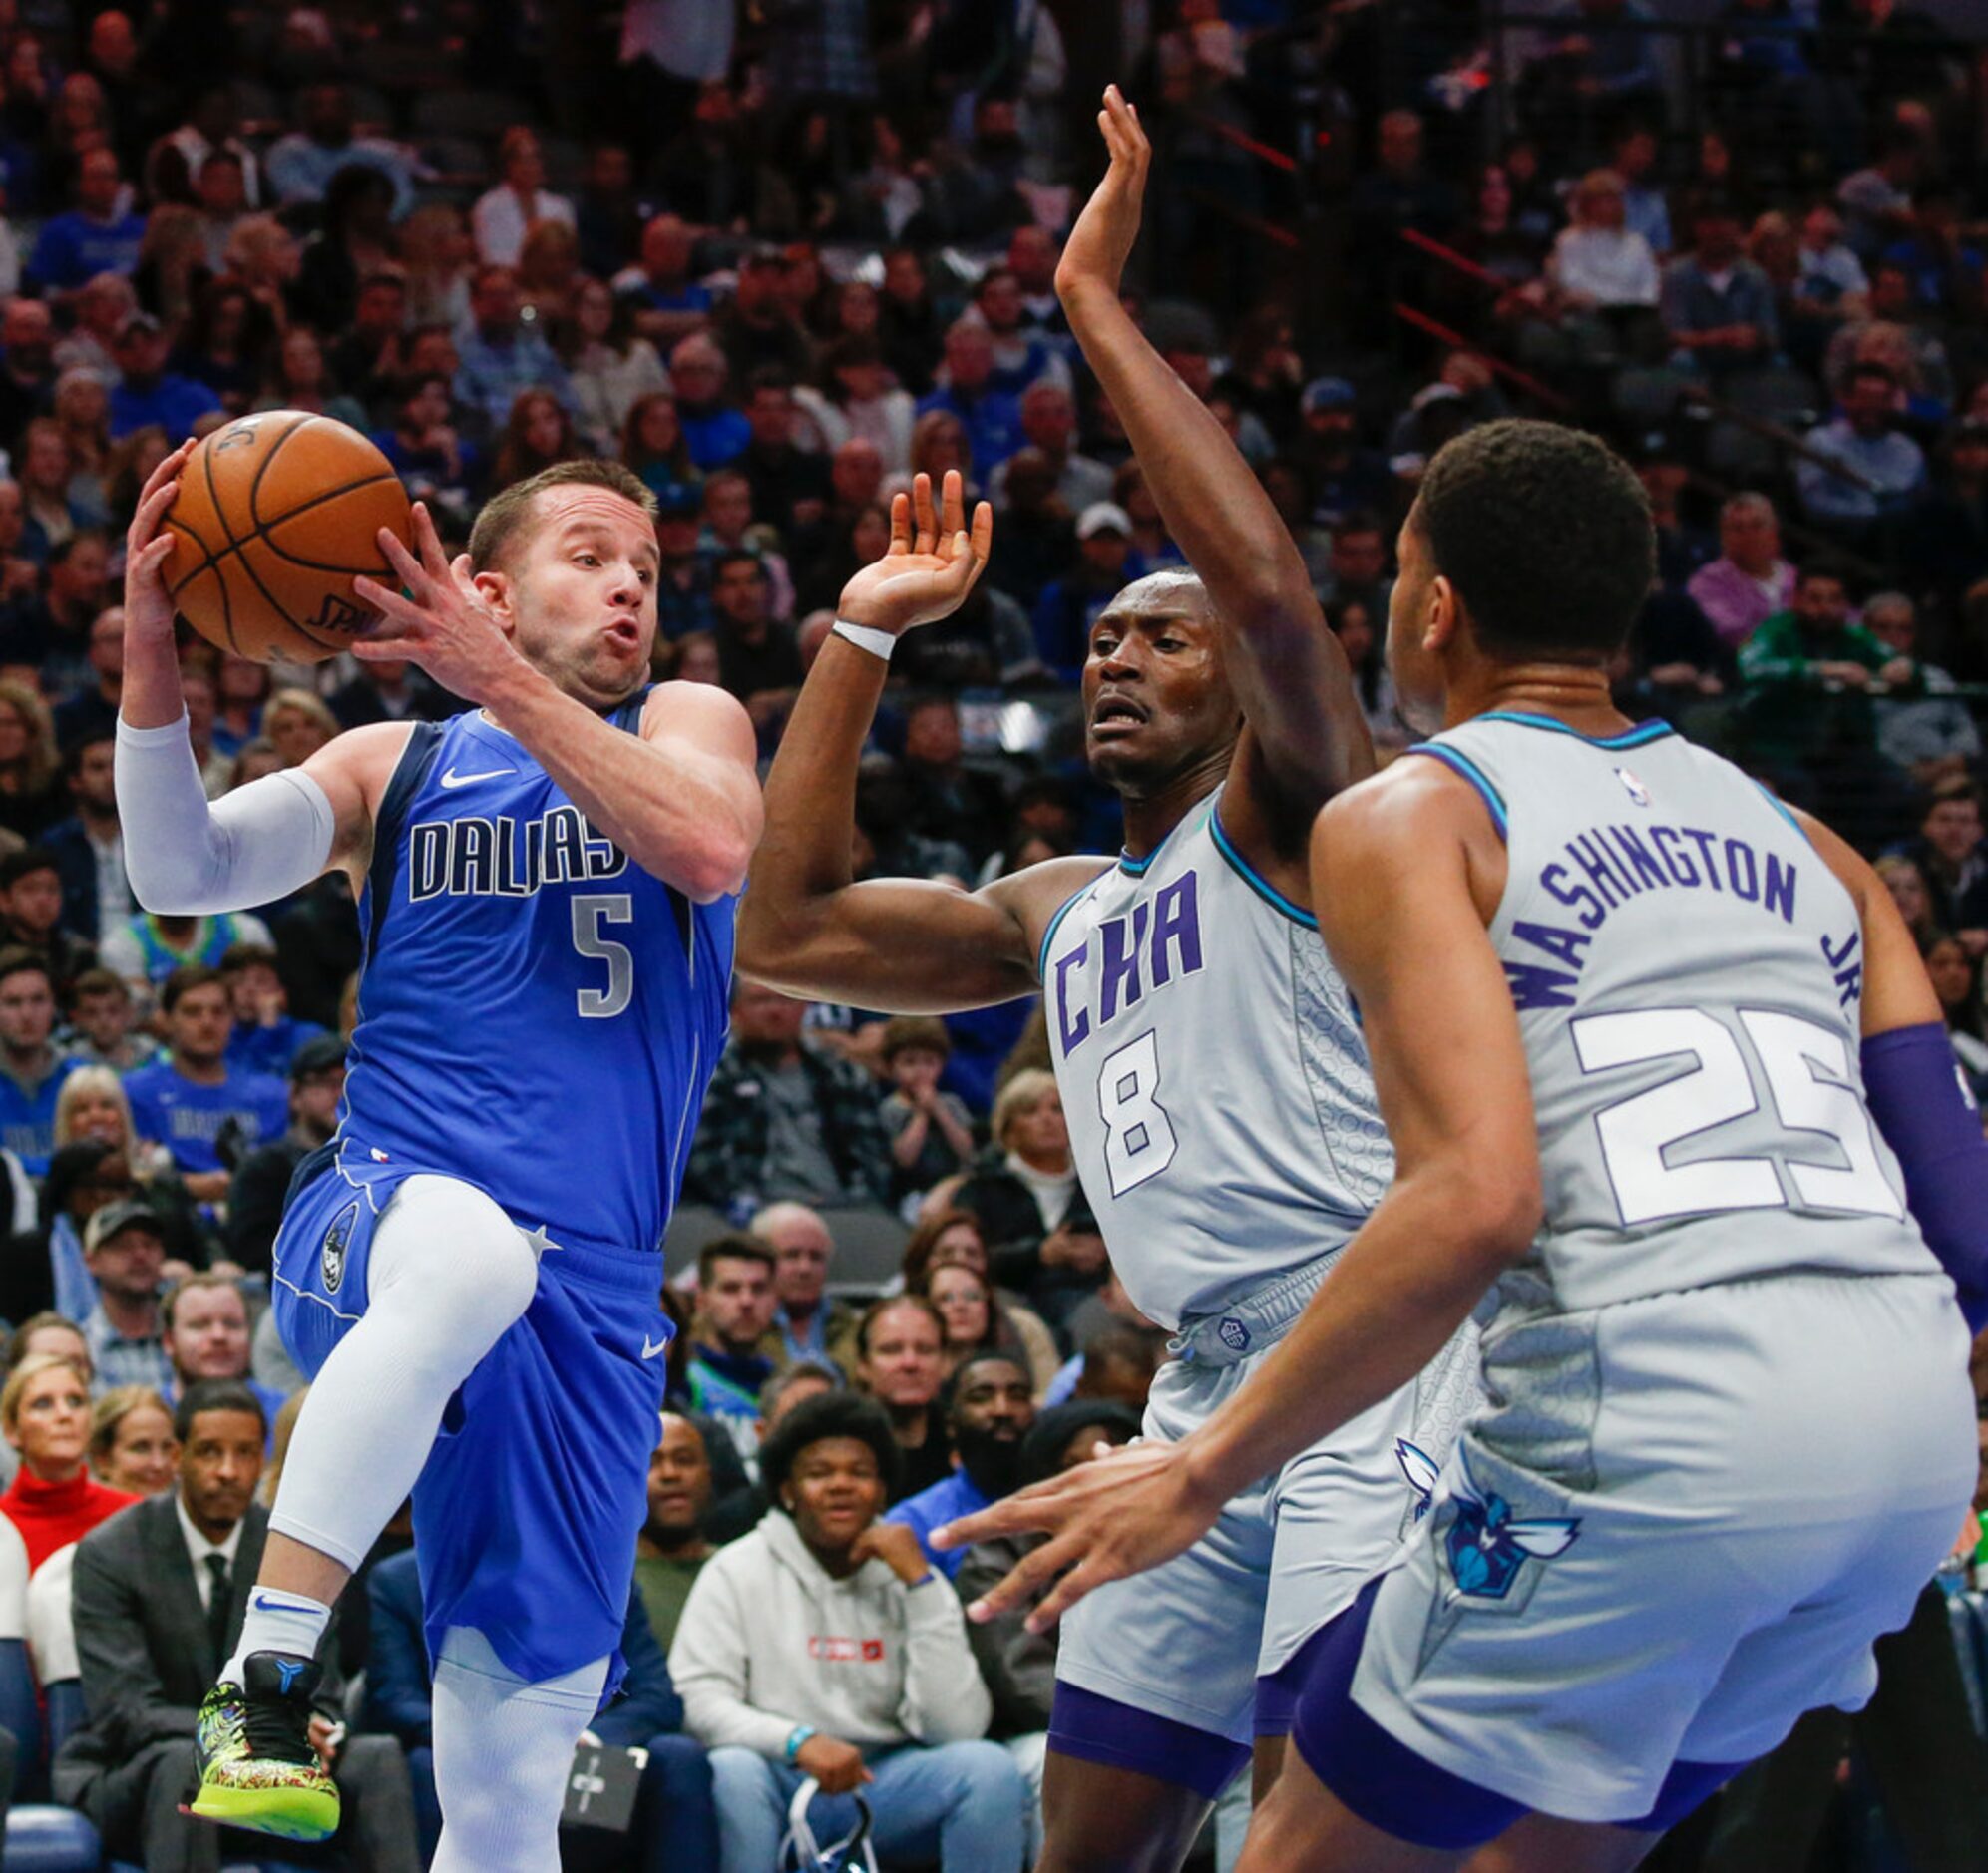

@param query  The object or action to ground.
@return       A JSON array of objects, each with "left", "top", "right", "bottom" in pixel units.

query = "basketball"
[{"left": 162, "top": 411, "right": 412, "bottom": 664}]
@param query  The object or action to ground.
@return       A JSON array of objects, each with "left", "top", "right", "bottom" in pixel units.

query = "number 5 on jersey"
[
  {"left": 572, "top": 893, "right": 633, "bottom": 1018},
  {"left": 1098, "top": 1030, "right": 1179, "bottom": 1197}
]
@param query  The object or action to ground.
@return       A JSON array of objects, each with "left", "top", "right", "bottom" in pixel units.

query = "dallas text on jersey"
[{"left": 407, "top": 804, "right": 629, "bottom": 902}]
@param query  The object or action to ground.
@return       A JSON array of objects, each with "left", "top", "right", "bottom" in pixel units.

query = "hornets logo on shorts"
[
  {"left": 1395, "top": 1438, "right": 1441, "bottom": 1522},
  {"left": 321, "top": 1201, "right": 359, "bottom": 1296},
  {"left": 1444, "top": 1474, "right": 1580, "bottom": 1600}
]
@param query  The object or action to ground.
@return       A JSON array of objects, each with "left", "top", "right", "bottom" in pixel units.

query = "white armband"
[
  {"left": 831, "top": 618, "right": 895, "bottom": 661},
  {"left": 115, "top": 713, "right": 336, "bottom": 915}
]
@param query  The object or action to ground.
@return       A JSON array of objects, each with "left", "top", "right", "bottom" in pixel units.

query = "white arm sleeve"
[{"left": 116, "top": 712, "right": 337, "bottom": 915}]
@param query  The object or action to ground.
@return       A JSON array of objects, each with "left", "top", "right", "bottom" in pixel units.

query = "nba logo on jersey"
[
  {"left": 1219, "top": 1316, "right": 1251, "bottom": 1353},
  {"left": 321, "top": 1201, "right": 359, "bottom": 1295},
  {"left": 1613, "top": 767, "right": 1652, "bottom": 807}
]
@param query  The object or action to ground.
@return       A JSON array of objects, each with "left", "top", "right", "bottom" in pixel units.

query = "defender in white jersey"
[
  {"left": 740, "top": 89, "right": 1474, "bottom": 1872},
  {"left": 947, "top": 419, "right": 1984, "bottom": 1873}
]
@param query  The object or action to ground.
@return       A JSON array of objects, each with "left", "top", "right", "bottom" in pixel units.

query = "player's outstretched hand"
[
  {"left": 1056, "top": 85, "right": 1150, "bottom": 308},
  {"left": 353, "top": 502, "right": 523, "bottom": 701},
  {"left": 835, "top": 470, "right": 992, "bottom": 641},
  {"left": 123, "top": 436, "right": 199, "bottom": 646},
  {"left": 932, "top": 1436, "right": 1224, "bottom": 1634}
]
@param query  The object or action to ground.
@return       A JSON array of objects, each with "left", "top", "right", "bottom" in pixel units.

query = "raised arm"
[
  {"left": 116, "top": 438, "right": 405, "bottom": 913},
  {"left": 935, "top": 763, "right": 1537, "bottom": 1627},
  {"left": 738, "top": 471, "right": 1105, "bottom": 1011},
  {"left": 1057, "top": 89, "right": 1373, "bottom": 853}
]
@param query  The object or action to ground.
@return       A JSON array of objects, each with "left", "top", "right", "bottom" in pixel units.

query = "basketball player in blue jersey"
[
  {"left": 740, "top": 91, "right": 1479, "bottom": 1873},
  {"left": 112, "top": 453, "right": 762, "bottom": 1868},
  {"left": 944, "top": 412, "right": 1988, "bottom": 1870}
]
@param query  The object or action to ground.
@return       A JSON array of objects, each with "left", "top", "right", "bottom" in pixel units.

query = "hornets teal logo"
[
  {"left": 321, "top": 1201, "right": 359, "bottom": 1296},
  {"left": 1444, "top": 1462, "right": 1580, "bottom": 1599}
]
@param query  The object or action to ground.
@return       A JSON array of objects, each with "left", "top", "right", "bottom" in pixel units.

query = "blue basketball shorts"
[{"left": 274, "top": 1142, "right": 671, "bottom": 1690}]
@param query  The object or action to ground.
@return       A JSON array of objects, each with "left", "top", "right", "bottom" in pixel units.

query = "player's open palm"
[
  {"left": 935, "top": 1436, "right": 1224, "bottom": 1634},
  {"left": 1056, "top": 86, "right": 1150, "bottom": 305},
  {"left": 836, "top": 471, "right": 992, "bottom": 639}
]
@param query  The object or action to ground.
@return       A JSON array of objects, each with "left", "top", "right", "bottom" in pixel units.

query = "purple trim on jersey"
[
  {"left": 1291, "top": 1576, "right": 1527, "bottom": 1850},
  {"left": 1863, "top": 1020, "right": 1988, "bottom": 1331},
  {"left": 1049, "top": 1681, "right": 1249, "bottom": 1800},
  {"left": 1620, "top": 1757, "right": 1747, "bottom": 1831}
]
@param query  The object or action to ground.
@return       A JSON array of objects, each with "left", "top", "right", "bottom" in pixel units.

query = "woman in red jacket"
[{"left": 0, "top": 1353, "right": 137, "bottom": 1571}]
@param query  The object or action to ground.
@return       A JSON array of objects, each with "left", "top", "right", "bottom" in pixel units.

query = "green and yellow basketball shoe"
[{"left": 187, "top": 1652, "right": 340, "bottom": 1842}]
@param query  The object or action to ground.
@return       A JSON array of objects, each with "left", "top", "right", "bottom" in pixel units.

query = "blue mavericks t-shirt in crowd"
[
  {"left": 0, "top": 1055, "right": 78, "bottom": 1174},
  {"left": 124, "top": 1059, "right": 289, "bottom": 1175},
  {"left": 226, "top": 1016, "right": 329, "bottom": 1080},
  {"left": 28, "top": 209, "right": 146, "bottom": 289}
]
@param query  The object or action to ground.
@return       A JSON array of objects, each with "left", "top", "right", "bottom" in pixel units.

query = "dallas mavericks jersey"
[
  {"left": 1415, "top": 711, "right": 1938, "bottom": 1314},
  {"left": 337, "top": 694, "right": 735, "bottom": 1253},
  {"left": 1041, "top": 792, "right": 1391, "bottom": 1331}
]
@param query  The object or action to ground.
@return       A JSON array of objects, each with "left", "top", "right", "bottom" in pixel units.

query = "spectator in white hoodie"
[{"left": 670, "top": 1390, "right": 1028, "bottom": 1872}]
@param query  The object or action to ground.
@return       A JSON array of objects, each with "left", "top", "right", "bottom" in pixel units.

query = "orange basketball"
[{"left": 163, "top": 411, "right": 413, "bottom": 663}]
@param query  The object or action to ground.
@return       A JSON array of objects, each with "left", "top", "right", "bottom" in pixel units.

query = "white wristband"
[{"left": 832, "top": 618, "right": 895, "bottom": 662}]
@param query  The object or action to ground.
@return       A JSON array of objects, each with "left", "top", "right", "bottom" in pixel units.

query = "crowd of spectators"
[{"left": 0, "top": 0, "right": 1963, "bottom": 1866}]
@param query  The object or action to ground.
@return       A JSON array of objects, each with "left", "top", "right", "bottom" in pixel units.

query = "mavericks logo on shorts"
[
  {"left": 321, "top": 1201, "right": 360, "bottom": 1296},
  {"left": 1218, "top": 1316, "right": 1250, "bottom": 1354}
]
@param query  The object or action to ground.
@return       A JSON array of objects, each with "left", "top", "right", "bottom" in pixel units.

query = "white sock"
[
  {"left": 221, "top": 1588, "right": 333, "bottom": 1685},
  {"left": 429, "top": 1625, "right": 607, "bottom": 1873},
  {"left": 252, "top": 1175, "right": 540, "bottom": 1647}
]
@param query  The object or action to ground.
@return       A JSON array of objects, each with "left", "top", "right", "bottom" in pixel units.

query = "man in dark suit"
[{"left": 54, "top": 1379, "right": 418, "bottom": 1873}]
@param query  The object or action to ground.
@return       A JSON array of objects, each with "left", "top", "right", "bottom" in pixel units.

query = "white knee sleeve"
[
  {"left": 430, "top": 1626, "right": 607, "bottom": 1873},
  {"left": 267, "top": 1175, "right": 541, "bottom": 1572}
]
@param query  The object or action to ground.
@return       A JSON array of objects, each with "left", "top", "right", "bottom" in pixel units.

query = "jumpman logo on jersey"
[{"left": 439, "top": 764, "right": 516, "bottom": 789}]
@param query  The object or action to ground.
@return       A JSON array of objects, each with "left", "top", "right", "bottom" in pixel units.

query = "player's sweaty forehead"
[
  {"left": 1093, "top": 570, "right": 1215, "bottom": 641},
  {"left": 528, "top": 485, "right": 660, "bottom": 569}
]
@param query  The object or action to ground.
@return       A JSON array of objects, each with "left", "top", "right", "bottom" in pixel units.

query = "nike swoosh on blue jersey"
[
  {"left": 439, "top": 765, "right": 516, "bottom": 788},
  {"left": 640, "top": 1336, "right": 668, "bottom": 1359}
]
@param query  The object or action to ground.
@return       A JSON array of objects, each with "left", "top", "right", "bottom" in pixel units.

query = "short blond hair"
[
  {"left": 263, "top": 687, "right": 339, "bottom": 743},
  {"left": 992, "top": 1068, "right": 1059, "bottom": 1150},
  {"left": 2, "top": 1350, "right": 88, "bottom": 1432},
  {"left": 54, "top": 1063, "right": 131, "bottom": 1149},
  {"left": 89, "top": 1383, "right": 173, "bottom": 1469},
  {"left": 0, "top": 680, "right": 57, "bottom": 792}
]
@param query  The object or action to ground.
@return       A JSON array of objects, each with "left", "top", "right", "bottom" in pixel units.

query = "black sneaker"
[{"left": 188, "top": 1652, "right": 339, "bottom": 1841}]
